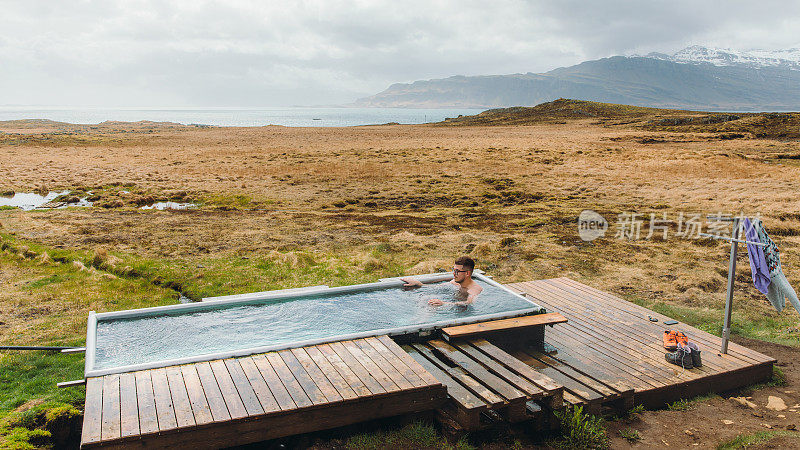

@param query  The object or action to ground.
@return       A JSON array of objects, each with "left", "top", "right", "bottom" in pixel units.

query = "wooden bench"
[{"left": 442, "top": 313, "right": 567, "bottom": 341}]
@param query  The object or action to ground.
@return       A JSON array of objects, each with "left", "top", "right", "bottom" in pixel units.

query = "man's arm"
[{"left": 400, "top": 276, "right": 423, "bottom": 288}]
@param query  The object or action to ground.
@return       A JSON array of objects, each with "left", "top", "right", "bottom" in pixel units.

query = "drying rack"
[{"left": 699, "top": 216, "right": 765, "bottom": 354}]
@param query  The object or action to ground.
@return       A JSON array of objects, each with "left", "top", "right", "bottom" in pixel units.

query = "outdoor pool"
[{"left": 85, "top": 272, "right": 543, "bottom": 377}]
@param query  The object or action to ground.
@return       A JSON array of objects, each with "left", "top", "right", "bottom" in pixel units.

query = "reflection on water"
[
  {"left": 0, "top": 191, "right": 93, "bottom": 210},
  {"left": 140, "top": 202, "right": 197, "bottom": 210}
]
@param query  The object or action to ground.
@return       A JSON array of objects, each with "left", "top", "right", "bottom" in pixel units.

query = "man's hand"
[
  {"left": 400, "top": 277, "right": 423, "bottom": 289},
  {"left": 428, "top": 298, "right": 444, "bottom": 306}
]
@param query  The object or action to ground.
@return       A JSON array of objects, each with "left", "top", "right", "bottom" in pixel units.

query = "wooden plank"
[
  {"left": 279, "top": 350, "right": 329, "bottom": 405},
  {"left": 181, "top": 364, "right": 214, "bottom": 425},
  {"left": 539, "top": 329, "right": 658, "bottom": 390},
  {"left": 224, "top": 359, "right": 265, "bottom": 415},
  {"left": 81, "top": 377, "right": 103, "bottom": 445},
  {"left": 554, "top": 277, "right": 775, "bottom": 364},
  {"left": 364, "top": 337, "right": 426, "bottom": 388},
  {"left": 428, "top": 340, "right": 527, "bottom": 402},
  {"left": 100, "top": 374, "right": 121, "bottom": 441},
  {"left": 209, "top": 359, "right": 248, "bottom": 419},
  {"left": 469, "top": 339, "right": 562, "bottom": 393},
  {"left": 522, "top": 349, "right": 618, "bottom": 397},
  {"left": 411, "top": 343, "right": 505, "bottom": 407},
  {"left": 165, "top": 365, "right": 196, "bottom": 428},
  {"left": 238, "top": 357, "right": 281, "bottom": 413},
  {"left": 376, "top": 335, "right": 440, "bottom": 386},
  {"left": 511, "top": 349, "right": 604, "bottom": 402},
  {"left": 118, "top": 372, "right": 140, "bottom": 438},
  {"left": 520, "top": 282, "right": 710, "bottom": 379},
  {"left": 317, "top": 343, "right": 376, "bottom": 397},
  {"left": 291, "top": 347, "right": 344, "bottom": 402},
  {"left": 327, "top": 341, "right": 387, "bottom": 395},
  {"left": 545, "top": 278, "right": 767, "bottom": 366},
  {"left": 403, "top": 345, "right": 486, "bottom": 410},
  {"left": 354, "top": 339, "right": 414, "bottom": 390},
  {"left": 305, "top": 346, "right": 359, "bottom": 400},
  {"left": 524, "top": 282, "right": 726, "bottom": 383},
  {"left": 442, "top": 312, "right": 567, "bottom": 339},
  {"left": 265, "top": 352, "right": 314, "bottom": 408},
  {"left": 195, "top": 362, "right": 232, "bottom": 422},
  {"left": 251, "top": 355, "right": 297, "bottom": 410},
  {"left": 455, "top": 341, "right": 544, "bottom": 398},
  {"left": 90, "top": 384, "right": 446, "bottom": 449},
  {"left": 340, "top": 340, "right": 400, "bottom": 392},
  {"left": 133, "top": 371, "right": 159, "bottom": 435},
  {"left": 150, "top": 368, "right": 178, "bottom": 431},
  {"left": 535, "top": 341, "right": 644, "bottom": 392},
  {"left": 541, "top": 316, "right": 673, "bottom": 385}
]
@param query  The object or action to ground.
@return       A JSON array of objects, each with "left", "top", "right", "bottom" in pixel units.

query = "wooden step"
[{"left": 442, "top": 313, "right": 567, "bottom": 340}]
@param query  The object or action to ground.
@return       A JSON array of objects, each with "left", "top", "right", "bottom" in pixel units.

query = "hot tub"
[{"left": 84, "top": 272, "right": 544, "bottom": 377}]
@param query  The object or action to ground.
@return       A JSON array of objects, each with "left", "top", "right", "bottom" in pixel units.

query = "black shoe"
[
  {"left": 665, "top": 348, "right": 693, "bottom": 369},
  {"left": 687, "top": 342, "right": 702, "bottom": 367}
]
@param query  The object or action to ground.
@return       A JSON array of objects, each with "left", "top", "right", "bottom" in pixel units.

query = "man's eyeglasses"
[{"left": 453, "top": 268, "right": 469, "bottom": 274}]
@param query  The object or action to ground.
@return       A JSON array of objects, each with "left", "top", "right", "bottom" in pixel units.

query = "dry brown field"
[{"left": 1, "top": 102, "right": 800, "bottom": 448}]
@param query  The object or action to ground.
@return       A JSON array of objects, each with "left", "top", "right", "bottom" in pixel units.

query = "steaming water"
[
  {"left": 94, "top": 279, "right": 537, "bottom": 370},
  {"left": 0, "top": 107, "right": 484, "bottom": 127}
]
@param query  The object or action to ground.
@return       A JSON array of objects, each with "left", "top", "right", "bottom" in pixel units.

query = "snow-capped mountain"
[
  {"left": 643, "top": 45, "right": 800, "bottom": 70},
  {"left": 355, "top": 45, "right": 800, "bottom": 110}
]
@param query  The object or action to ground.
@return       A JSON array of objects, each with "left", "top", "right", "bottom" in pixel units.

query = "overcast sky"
[{"left": 2, "top": 1, "right": 800, "bottom": 107}]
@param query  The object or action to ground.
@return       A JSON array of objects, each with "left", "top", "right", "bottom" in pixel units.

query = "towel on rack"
[
  {"left": 753, "top": 218, "right": 800, "bottom": 315},
  {"left": 743, "top": 218, "right": 771, "bottom": 295}
]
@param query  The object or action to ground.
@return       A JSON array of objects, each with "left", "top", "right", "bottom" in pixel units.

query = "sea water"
[
  {"left": 93, "top": 279, "right": 537, "bottom": 370},
  {"left": 0, "top": 107, "right": 484, "bottom": 127}
]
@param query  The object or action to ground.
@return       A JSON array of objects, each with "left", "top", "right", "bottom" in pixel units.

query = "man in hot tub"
[{"left": 400, "top": 256, "right": 483, "bottom": 306}]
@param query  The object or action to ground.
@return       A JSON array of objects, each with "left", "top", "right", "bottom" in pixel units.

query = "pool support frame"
[{"left": 83, "top": 272, "right": 544, "bottom": 378}]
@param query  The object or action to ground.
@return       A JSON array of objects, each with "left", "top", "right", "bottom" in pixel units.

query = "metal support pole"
[{"left": 721, "top": 217, "right": 740, "bottom": 354}]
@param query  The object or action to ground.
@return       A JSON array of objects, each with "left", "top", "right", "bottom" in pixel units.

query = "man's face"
[{"left": 453, "top": 264, "right": 470, "bottom": 282}]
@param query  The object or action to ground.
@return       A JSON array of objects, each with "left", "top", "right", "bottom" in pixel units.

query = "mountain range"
[{"left": 354, "top": 46, "right": 800, "bottom": 111}]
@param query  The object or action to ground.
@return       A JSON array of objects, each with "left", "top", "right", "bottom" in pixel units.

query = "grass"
[
  {"left": 618, "top": 428, "right": 641, "bottom": 443},
  {"left": 716, "top": 430, "right": 800, "bottom": 449},
  {"left": 666, "top": 393, "right": 718, "bottom": 411},
  {"left": 0, "top": 352, "right": 85, "bottom": 413},
  {"left": 551, "top": 405, "right": 608, "bottom": 449},
  {"left": 634, "top": 299, "right": 800, "bottom": 347},
  {"left": 344, "top": 421, "right": 473, "bottom": 450}
]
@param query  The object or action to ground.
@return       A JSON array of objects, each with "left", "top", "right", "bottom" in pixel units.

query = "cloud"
[{"left": 1, "top": 0, "right": 799, "bottom": 106}]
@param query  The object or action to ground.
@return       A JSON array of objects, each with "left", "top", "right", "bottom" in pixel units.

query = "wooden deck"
[
  {"left": 80, "top": 336, "right": 447, "bottom": 449},
  {"left": 505, "top": 278, "right": 776, "bottom": 410},
  {"left": 80, "top": 277, "right": 777, "bottom": 446}
]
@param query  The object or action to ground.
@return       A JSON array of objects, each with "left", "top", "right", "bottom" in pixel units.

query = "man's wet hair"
[{"left": 455, "top": 256, "right": 475, "bottom": 272}]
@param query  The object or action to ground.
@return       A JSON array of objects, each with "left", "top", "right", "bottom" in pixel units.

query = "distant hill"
[
  {"left": 439, "top": 98, "right": 800, "bottom": 139},
  {"left": 355, "top": 46, "right": 800, "bottom": 111}
]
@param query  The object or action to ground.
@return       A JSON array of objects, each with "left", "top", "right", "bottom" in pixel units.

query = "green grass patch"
[
  {"left": 551, "top": 405, "right": 608, "bottom": 449},
  {"left": 717, "top": 430, "right": 800, "bottom": 449},
  {"left": 2, "top": 427, "right": 52, "bottom": 449},
  {"left": 666, "top": 392, "right": 718, "bottom": 412},
  {"left": 618, "top": 428, "right": 640, "bottom": 442},
  {"left": 345, "top": 421, "right": 472, "bottom": 450},
  {"left": 666, "top": 398, "right": 691, "bottom": 411},
  {"left": 0, "top": 352, "right": 85, "bottom": 413}
]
